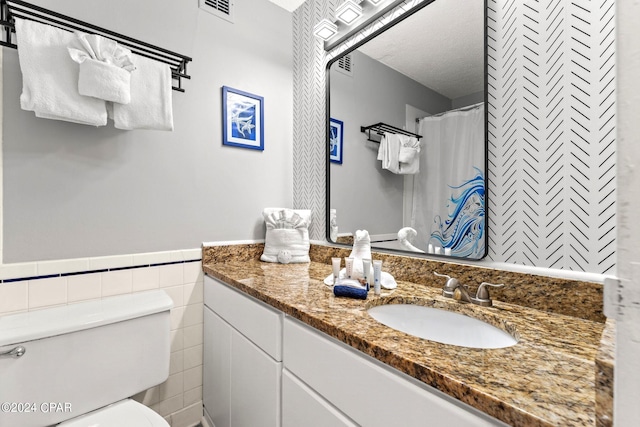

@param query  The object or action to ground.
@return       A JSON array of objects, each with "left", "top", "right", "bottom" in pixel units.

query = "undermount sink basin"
[{"left": 367, "top": 304, "right": 517, "bottom": 349}]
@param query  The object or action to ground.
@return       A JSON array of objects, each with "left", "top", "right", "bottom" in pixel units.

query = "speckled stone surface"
[
  {"left": 595, "top": 319, "right": 615, "bottom": 427},
  {"left": 308, "top": 244, "right": 605, "bottom": 322},
  {"left": 202, "top": 243, "right": 607, "bottom": 427},
  {"left": 202, "top": 243, "right": 265, "bottom": 264}
]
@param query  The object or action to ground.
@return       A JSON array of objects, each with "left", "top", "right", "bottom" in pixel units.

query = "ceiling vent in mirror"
[
  {"left": 336, "top": 53, "right": 353, "bottom": 77},
  {"left": 199, "top": 0, "right": 234, "bottom": 23}
]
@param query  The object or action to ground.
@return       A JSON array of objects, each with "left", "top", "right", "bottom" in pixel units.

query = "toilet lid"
[{"left": 58, "top": 399, "right": 169, "bottom": 427}]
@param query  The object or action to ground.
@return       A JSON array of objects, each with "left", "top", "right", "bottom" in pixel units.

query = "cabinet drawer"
[
  {"left": 283, "top": 369, "right": 357, "bottom": 427},
  {"left": 204, "top": 275, "right": 283, "bottom": 361},
  {"left": 283, "top": 316, "right": 506, "bottom": 427}
]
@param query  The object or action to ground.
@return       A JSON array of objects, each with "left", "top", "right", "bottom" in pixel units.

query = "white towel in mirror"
[
  {"left": 377, "top": 133, "right": 420, "bottom": 174},
  {"left": 377, "top": 133, "right": 401, "bottom": 173},
  {"left": 398, "top": 135, "right": 420, "bottom": 174}
]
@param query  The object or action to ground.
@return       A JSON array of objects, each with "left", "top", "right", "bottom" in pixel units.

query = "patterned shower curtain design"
[{"left": 412, "top": 104, "right": 485, "bottom": 258}]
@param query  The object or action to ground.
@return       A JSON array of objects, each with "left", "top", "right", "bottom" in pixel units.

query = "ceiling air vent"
[
  {"left": 199, "top": 0, "right": 234, "bottom": 23},
  {"left": 335, "top": 53, "right": 353, "bottom": 77}
]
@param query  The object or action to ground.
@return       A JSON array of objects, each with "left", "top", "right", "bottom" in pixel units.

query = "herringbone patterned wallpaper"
[{"left": 293, "top": 0, "right": 616, "bottom": 274}]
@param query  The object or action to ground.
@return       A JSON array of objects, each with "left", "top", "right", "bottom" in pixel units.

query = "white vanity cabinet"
[
  {"left": 204, "top": 275, "right": 506, "bottom": 427},
  {"left": 203, "top": 275, "right": 283, "bottom": 427},
  {"left": 283, "top": 317, "right": 506, "bottom": 427}
]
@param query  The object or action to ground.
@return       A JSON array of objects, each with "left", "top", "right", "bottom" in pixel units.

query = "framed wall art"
[
  {"left": 222, "top": 86, "right": 264, "bottom": 150},
  {"left": 329, "top": 118, "right": 343, "bottom": 164}
]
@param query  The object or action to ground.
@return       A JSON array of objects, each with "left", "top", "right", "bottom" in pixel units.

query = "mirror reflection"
[{"left": 327, "top": 0, "right": 486, "bottom": 259}]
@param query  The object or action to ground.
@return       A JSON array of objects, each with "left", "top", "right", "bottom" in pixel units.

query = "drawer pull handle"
[{"left": 0, "top": 346, "right": 26, "bottom": 358}]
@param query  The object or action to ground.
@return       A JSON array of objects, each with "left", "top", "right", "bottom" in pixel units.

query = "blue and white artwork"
[
  {"left": 430, "top": 167, "right": 485, "bottom": 258},
  {"left": 222, "top": 86, "right": 264, "bottom": 150},
  {"left": 329, "top": 118, "right": 343, "bottom": 164}
]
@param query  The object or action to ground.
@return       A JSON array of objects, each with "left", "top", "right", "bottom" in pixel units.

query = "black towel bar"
[{"left": 360, "top": 122, "right": 422, "bottom": 143}]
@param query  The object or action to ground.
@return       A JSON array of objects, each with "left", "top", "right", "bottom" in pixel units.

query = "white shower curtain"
[{"left": 411, "top": 104, "right": 485, "bottom": 258}]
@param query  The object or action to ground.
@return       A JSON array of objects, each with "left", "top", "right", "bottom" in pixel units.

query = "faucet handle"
[
  {"left": 433, "top": 272, "right": 458, "bottom": 287},
  {"left": 434, "top": 272, "right": 460, "bottom": 298},
  {"left": 475, "top": 282, "right": 504, "bottom": 300}
]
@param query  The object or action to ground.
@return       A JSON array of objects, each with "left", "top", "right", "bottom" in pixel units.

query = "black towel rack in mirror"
[
  {"left": 360, "top": 122, "right": 423, "bottom": 143},
  {"left": 0, "top": 0, "right": 192, "bottom": 92}
]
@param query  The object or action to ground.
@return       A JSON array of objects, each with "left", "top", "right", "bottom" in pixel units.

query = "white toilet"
[{"left": 0, "top": 289, "right": 173, "bottom": 427}]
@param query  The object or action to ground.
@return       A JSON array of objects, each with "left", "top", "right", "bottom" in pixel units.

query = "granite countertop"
[{"left": 202, "top": 245, "right": 606, "bottom": 427}]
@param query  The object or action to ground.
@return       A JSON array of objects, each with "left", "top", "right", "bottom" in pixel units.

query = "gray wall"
[
  {"left": 329, "top": 51, "right": 449, "bottom": 236},
  {"left": 452, "top": 91, "right": 484, "bottom": 109},
  {"left": 3, "top": 0, "right": 293, "bottom": 262}
]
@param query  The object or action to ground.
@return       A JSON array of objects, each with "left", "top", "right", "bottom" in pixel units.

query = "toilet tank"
[{"left": 0, "top": 290, "right": 173, "bottom": 427}]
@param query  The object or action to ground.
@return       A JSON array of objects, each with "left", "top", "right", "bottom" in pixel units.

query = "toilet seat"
[{"left": 58, "top": 399, "right": 168, "bottom": 427}]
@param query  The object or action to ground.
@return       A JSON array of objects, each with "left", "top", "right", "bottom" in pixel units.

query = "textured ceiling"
[{"left": 358, "top": 0, "right": 484, "bottom": 100}]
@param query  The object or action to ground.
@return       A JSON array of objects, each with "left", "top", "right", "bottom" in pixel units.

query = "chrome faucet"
[
  {"left": 433, "top": 272, "right": 459, "bottom": 298},
  {"left": 434, "top": 272, "right": 504, "bottom": 307}
]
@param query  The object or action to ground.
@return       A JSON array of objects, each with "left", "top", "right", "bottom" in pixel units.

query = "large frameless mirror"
[{"left": 326, "top": 0, "right": 487, "bottom": 260}]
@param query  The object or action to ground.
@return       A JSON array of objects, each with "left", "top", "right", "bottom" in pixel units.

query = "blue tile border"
[
  {"left": 0, "top": 259, "right": 202, "bottom": 284},
  {"left": 3, "top": 273, "right": 60, "bottom": 283}
]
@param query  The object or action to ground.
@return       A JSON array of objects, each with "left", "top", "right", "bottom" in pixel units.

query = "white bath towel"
[
  {"left": 261, "top": 208, "right": 312, "bottom": 264},
  {"left": 14, "top": 18, "right": 107, "bottom": 126},
  {"left": 68, "top": 32, "right": 135, "bottom": 104},
  {"left": 112, "top": 54, "right": 173, "bottom": 131}
]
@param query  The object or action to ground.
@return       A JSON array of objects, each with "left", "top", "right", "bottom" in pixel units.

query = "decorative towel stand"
[
  {"left": 360, "top": 122, "right": 422, "bottom": 143},
  {"left": 0, "top": 0, "right": 192, "bottom": 92}
]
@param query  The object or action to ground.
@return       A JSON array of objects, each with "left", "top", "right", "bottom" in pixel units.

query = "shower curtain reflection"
[{"left": 410, "top": 103, "right": 485, "bottom": 258}]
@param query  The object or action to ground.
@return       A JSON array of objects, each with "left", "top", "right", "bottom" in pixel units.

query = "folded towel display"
[
  {"left": 398, "top": 227, "right": 425, "bottom": 253},
  {"left": 347, "top": 229, "right": 372, "bottom": 279},
  {"left": 377, "top": 133, "right": 421, "bottom": 174},
  {"left": 111, "top": 53, "right": 173, "bottom": 131},
  {"left": 68, "top": 32, "right": 135, "bottom": 104},
  {"left": 14, "top": 18, "right": 107, "bottom": 126},
  {"left": 323, "top": 229, "right": 398, "bottom": 290},
  {"left": 398, "top": 136, "right": 421, "bottom": 174},
  {"left": 260, "top": 208, "right": 311, "bottom": 264}
]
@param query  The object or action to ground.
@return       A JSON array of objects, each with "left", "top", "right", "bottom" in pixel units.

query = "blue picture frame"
[
  {"left": 329, "top": 118, "right": 343, "bottom": 164},
  {"left": 222, "top": 86, "right": 264, "bottom": 151}
]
